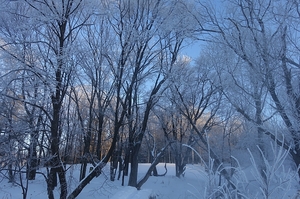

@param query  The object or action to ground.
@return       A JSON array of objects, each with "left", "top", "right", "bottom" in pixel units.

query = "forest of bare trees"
[{"left": 1, "top": 0, "right": 300, "bottom": 198}]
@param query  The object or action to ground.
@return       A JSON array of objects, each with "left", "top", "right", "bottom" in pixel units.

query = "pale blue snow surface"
[{"left": 111, "top": 186, "right": 153, "bottom": 199}]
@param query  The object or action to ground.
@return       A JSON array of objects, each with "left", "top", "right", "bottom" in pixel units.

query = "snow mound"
[{"left": 111, "top": 186, "right": 153, "bottom": 199}]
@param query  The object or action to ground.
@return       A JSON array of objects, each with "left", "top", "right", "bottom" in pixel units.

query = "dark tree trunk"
[
  {"left": 174, "top": 147, "right": 182, "bottom": 177},
  {"left": 47, "top": 168, "right": 56, "bottom": 199},
  {"left": 96, "top": 115, "right": 104, "bottom": 159},
  {"left": 148, "top": 153, "right": 158, "bottom": 176},
  {"left": 128, "top": 146, "right": 140, "bottom": 187},
  {"left": 58, "top": 166, "right": 68, "bottom": 199},
  {"left": 47, "top": 88, "right": 67, "bottom": 199},
  {"left": 117, "top": 146, "right": 123, "bottom": 180},
  {"left": 79, "top": 161, "right": 87, "bottom": 181},
  {"left": 27, "top": 146, "right": 38, "bottom": 180},
  {"left": 27, "top": 131, "right": 39, "bottom": 180},
  {"left": 110, "top": 150, "right": 118, "bottom": 181},
  {"left": 8, "top": 162, "right": 14, "bottom": 183},
  {"left": 179, "top": 138, "right": 194, "bottom": 176},
  {"left": 122, "top": 146, "right": 131, "bottom": 186}
]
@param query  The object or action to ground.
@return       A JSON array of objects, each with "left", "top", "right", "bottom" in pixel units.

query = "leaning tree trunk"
[
  {"left": 67, "top": 119, "right": 122, "bottom": 199},
  {"left": 136, "top": 143, "right": 171, "bottom": 190}
]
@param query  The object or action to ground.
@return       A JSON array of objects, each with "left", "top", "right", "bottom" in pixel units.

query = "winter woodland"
[{"left": 0, "top": 0, "right": 300, "bottom": 198}]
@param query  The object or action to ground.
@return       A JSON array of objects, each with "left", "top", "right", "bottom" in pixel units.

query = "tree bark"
[
  {"left": 27, "top": 144, "right": 38, "bottom": 180},
  {"left": 128, "top": 146, "right": 140, "bottom": 187}
]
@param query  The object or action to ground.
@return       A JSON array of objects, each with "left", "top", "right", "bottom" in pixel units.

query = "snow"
[
  {"left": 0, "top": 163, "right": 206, "bottom": 199},
  {"left": 110, "top": 187, "right": 153, "bottom": 199},
  {"left": 0, "top": 162, "right": 299, "bottom": 199}
]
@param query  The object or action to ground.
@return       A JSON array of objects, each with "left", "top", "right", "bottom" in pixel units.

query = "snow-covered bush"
[
  {"left": 247, "top": 141, "right": 298, "bottom": 199},
  {"left": 203, "top": 157, "right": 248, "bottom": 199},
  {"left": 201, "top": 140, "right": 299, "bottom": 199}
]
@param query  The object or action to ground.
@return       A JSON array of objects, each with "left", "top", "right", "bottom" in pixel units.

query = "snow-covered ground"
[
  {"left": 0, "top": 162, "right": 299, "bottom": 199},
  {"left": 0, "top": 163, "right": 206, "bottom": 199}
]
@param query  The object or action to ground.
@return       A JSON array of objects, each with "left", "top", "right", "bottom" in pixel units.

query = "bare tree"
[
  {"left": 72, "top": 11, "right": 116, "bottom": 181},
  {"left": 0, "top": 0, "right": 91, "bottom": 198},
  {"left": 100, "top": 0, "right": 185, "bottom": 187},
  {"left": 156, "top": 98, "right": 192, "bottom": 177},
  {"left": 26, "top": 1, "right": 89, "bottom": 198},
  {"left": 165, "top": 53, "right": 241, "bottom": 190},
  {"left": 204, "top": 0, "right": 300, "bottom": 179}
]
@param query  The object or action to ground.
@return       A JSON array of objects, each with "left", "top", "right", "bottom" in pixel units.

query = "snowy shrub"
[
  {"left": 247, "top": 141, "right": 298, "bottom": 199},
  {"left": 201, "top": 139, "right": 299, "bottom": 199},
  {"left": 204, "top": 157, "right": 248, "bottom": 199}
]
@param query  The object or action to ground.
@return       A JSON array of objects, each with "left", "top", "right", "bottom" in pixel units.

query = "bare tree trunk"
[
  {"left": 117, "top": 143, "right": 123, "bottom": 180},
  {"left": 122, "top": 145, "right": 131, "bottom": 186},
  {"left": 96, "top": 116, "right": 104, "bottom": 160},
  {"left": 47, "top": 112, "right": 68, "bottom": 199},
  {"left": 128, "top": 147, "right": 139, "bottom": 187},
  {"left": 27, "top": 122, "right": 41, "bottom": 180},
  {"left": 7, "top": 132, "right": 15, "bottom": 183},
  {"left": 79, "top": 162, "right": 88, "bottom": 182},
  {"left": 110, "top": 150, "right": 118, "bottom": 181},
  {"left": 8, "top": 162, "right": 14, "bottom": 183},
  {"left": 27, "top": 142, "right": 38, "bottom": 180}
]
